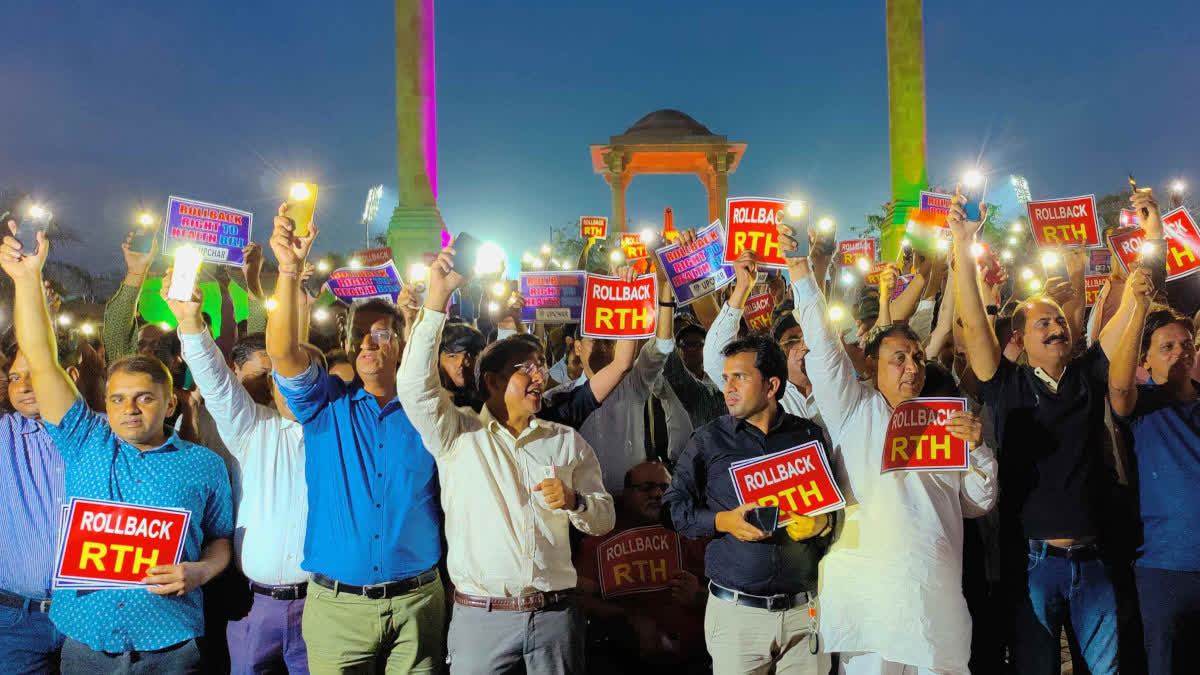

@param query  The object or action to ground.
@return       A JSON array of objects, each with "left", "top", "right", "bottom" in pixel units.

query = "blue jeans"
[
  {"left": 1012, "top": 541, "right": 1120, "bottom": 674},
  {"left": 0, "top": 599, "right": 64, "bottom": 674},
  {"left": 60, "top": 636, "right": 203, "bottom": 674},
  {"left": 1135, "top": 566, "right": 1200, "bottom": 675}
]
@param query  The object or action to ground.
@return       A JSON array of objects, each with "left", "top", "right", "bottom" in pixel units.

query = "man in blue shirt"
[
  {"left": 2, "top": 224, "right": 233, "bottom": 671},
  {"left": 1109, "top": 262, "right": 1200, "bottom": 674},
  {"left": 267, "top": 205, "right": 445, "bottom": 672}
]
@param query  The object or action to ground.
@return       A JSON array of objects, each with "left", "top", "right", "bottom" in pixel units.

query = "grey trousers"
[
  {"left": 446, "top": 597, "right": 584, "bottom": 675},
  {"left": 61, "top": 636, "right": 202, "bottom": 674}
]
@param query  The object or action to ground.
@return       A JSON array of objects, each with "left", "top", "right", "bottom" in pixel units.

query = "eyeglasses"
[
  {"left": 630, "top": 482, "right": 670, "bottom": 493},
  {"left": 779, "top": 337, "right": 806, "bottom": 350},
  {"left": 351, "top": 328, "right": 395, "bottom": 346},
  {"left": 512, "top": 360, "right": 548, "bottom": 381}
]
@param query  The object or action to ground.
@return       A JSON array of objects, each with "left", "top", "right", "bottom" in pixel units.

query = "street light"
[
  {"left": 1041, "top": 251, "right": 1060, "bottom": 268},
  {"left": 28, "top": 204, "right": 49, "bottom": 220},
  {"left": 57, "top": 314, "right": 72, "bottom": 327},
  {"left": 1172, "top": 180, "right": 1187, "bottom": 194},
  {"left": 80, "top": 322, "right": 95, "bottom": 336},
  {"left": 532, "top": 258, "right": 545, "bottom": 269},
  {"left": 313, "top": 308, "right": 330, "bottom": 322},
  {"left": 1007, "top": 236, "right": 1018, "bottom": 246},
  {"left": 540, "top": 243, "right": 552, "bottom": 255},
  {"left": 475, "top": 242, "right": 505, "bottom": 276}
]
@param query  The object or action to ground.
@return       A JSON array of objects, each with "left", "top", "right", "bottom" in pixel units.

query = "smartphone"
[
  {"left": 129, "top": 227, "right": 156, "bottom": 254},
  {"left": 784, "top": 222, "right": 810, "bottom": 258},
  {"left": 451, "top": 233, "right": 483, "bottom": 277},
  {"left": 1129, "top": 174, "right": 1149, "bottom": 219},
  {"left": 747, "top": 505, "right": 780, "bottom": 533},
  {"left": 1139, "top": 239, "right": 1168, "bottom": 292},
  {"left": 287, "top": 183, "right": 318, "bottom": 237},
  {"left": 2, "top": 215, "right": 35, "bottom": 256},
  {"left": 1041, "top": 250, "right": 1069, "bottom": 281}
]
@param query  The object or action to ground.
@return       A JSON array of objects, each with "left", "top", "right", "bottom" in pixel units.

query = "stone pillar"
[
  {"left": 884, "top": 0, "right": 928, "bottom": 261},
  {"left": 388, "top": 0, "right": 444, "bottom": 271},
  {"left": 705, "top": 151, "right": 730, "bottom": 225},
  {"left": 605, "top": 151, "right": 630, "bottom": 233}
]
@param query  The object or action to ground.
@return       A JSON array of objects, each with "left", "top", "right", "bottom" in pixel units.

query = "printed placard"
[
  {"left": 728, "top": 442, "right": 845, "bottom": 529},
  {"left": 163, "top": 196, "right": 253, "bottom": 265},
  {"left": 1109, "top": 207, "right": 1200, "bottom": 281},
  {"left": 724, "top": 197, "right": 788, "bottom": 268},
  {"left": 1088, "top": 249, "right": 1113, "bottom": 276},
  {"left": 581, "top": 216, "right": 608, "bottom": 239},
  {"left": 596, "top": 526, "right": 682, "bottom": 599},
  {"left": 54, "top": 498, "right": 190, "bottom": 587},
  {"left": 353, "top": 247, "right": 393, "bottom": 268},
  {"left": 744, "top": 289, "right": 775, "bottom": 334},
  {"left": 581, "top": 273, "right": 657, "bottom": 339},
  {"left": 918, "top": 191, "right": 953, "bottom": 227},
  {"left": 1085, "top": 276, "right": 1106, "bottom": 307},
  {"left": 881, "top": 397, "right": 970, "bottom": 473},
  {"left": 837, "top": 239, "right": 878, "bottom": 267},
  {"left": 653, "top": 220, "right": 735, "bottom": 306},
  {"left": 621, "top": 233, "right": 649, "bottom": 260},
  {"left": 1026, "top": 195, "right": 1101, "bottom": 248},
  {"left": 519, "top": 271, "right": 585, "bottom": 323},
  {"left": 1118, "top": 209, "right": 1139, "bottom": 228},
  {"left": 327, "top": 261, "right": 404, "bottom": 304}
]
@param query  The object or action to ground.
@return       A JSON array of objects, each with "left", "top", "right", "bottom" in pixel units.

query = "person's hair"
[
  {"left": 345, "top": 299, "right": 405, "bottom": 344},
  {"left": 1010, "top": 296, "right": 1065, "bottom": 335},
  {"left": 5, "top": 331, "right": 82, "bottom": 371},
  {"left": 441, "top": 321, "right": 485, "bottom": 356},
  {"left": 854, "top": 295, "right": 880, "bottom": 323},
  {"left": 771, "top": 312, "right": 799, "bottom": 343},
  {"left": 862, "top": 323, "right": 923, "bottom": 360},
  {"left": 475, "top": 336, "right": 540, "bottom": 395},
  {"left": 624, "top": 461, "right": 669, "bottom": 489},
  {"left": 107, "top": 354, "right": 173, "bottom": 391},
  {"left": 994, "top": 316, "right": 1015, "bottom": 347},
  {"left": 720, "top": 335, "right": 789, "bottom": 401},
  {"left": 231, "top": 333, "right": 268, "bottom": 369},
  {"left": 921, "top": 359, "right": 959, "bottom": 397},
  {"left": 1140, "top": 304, "right": 1193, "bottom": 361},
  {"left": 675, "top": 323, "right": 705, "bottom": 343}
]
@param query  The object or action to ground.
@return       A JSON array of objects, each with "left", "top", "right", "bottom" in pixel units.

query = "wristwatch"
[{"left": 659, "top": 300, "right": 677, "bottom": 308}]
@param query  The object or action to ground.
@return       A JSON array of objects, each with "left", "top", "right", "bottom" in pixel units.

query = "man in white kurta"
[{"left": 789, "top": 258, "right": 998, "bottom": 674}]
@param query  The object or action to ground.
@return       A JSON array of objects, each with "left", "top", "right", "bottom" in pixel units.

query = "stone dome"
[{"left": 621, "top": 110, "right": 715, "bottom": 138}]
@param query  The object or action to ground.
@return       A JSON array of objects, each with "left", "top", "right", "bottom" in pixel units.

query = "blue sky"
[{"left": 2, "top": 0, "right": 1196, "bottom": 272}]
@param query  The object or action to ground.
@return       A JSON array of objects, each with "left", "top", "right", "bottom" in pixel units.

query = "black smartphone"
[
  {"left": 2, "top": 215, "right": 35, "bottom": 256},
  {"left": 784, "top": 222, "right": 810, "bottom": 258},
  {"left": 1139, "top": 239, "right": 1168, "bottom": 292},
  {"left": 451, "top": 233, "right": 483, "bottom": 277},
  {"left": 1129, "top": 173, "right": 1149, "bottom": 219},
  {"left": 129, "top": 228, "right": 156, "bottom": 254},
  {"left": 747, "top": 505, "right": 780, "bottom": 533}
]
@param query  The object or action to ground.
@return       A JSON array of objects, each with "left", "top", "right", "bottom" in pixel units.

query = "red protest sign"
[
  {"left": 728, "top": 442, "right": 845, "bottom": 528},
  {"left": 881, "top": 398, "right": 970, "bottom": 473},
  {"left": 621, "top": 233, "right": 649, "bottom": 260},
  {"left": 724, "top": 197, "right": 788, "bottom": 268},
  {"left": 865, "top": 262, "right": 890, "bottom": 286},
  {"left": 353, "top": 247, "right": 393, "bottom": 267},
  {"left": 1108, "top": 207, "right": 1200, "bottom": 281},
  {"left": 1085, "top": 276, "right": 1106, "bottom": 307},
  {"left": 1027, "top": 195, "right": 1101, "bottom": 248},
  {"left": 837, "top": 239, "right": 877, "bottom": 267},
  {"left": 55, "top": 498, "right": 190, "bottom": 586},
  {"left": 744, "top": 288, "right": 775, "bottom": 334},
  {"left": 581, "top": 273, "right": 657, "bottom": 339},
  {"left": 596, "top": 526, "right": 682, "bottom": 598},
  {"left": 581, "top": 216, "right": 608, "bottom": 239},
  {"left": 1119, "top": 209, "right": 1139, "bottom": 228}
]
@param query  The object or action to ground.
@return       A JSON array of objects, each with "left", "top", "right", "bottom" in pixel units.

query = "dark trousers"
[
  {"left": 1135, "top": 566, "right": 1200, "bottom": 675},
  {"left": 226, "top": 593, "right": 308, "bottom": 674},
  {"left": 446, "top": 597, "right": 584, "bottom": 674},
  {"left": 61, "top": 637, "right": 202, "bottom": 674},
  {"left": 0, "top": 600, "right": 63, "bottom": 674}
]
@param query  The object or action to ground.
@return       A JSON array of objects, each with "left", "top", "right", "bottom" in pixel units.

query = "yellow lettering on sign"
[
  {"left": 79, "top": 542, "right": 106, "bottom": 571},
  {"left": 613, "top": 563, "right": 633, "bottom": 585},
  {"left": 110, "top": 543, "right": 134, "bottom": 572},
  {"left": 132, "top": 547, "right": 160, "bottom": 575},
  {"left": 890, "top": 436, "right": 910, "bottom": 462},
  {"left": 596, "top": 307, "right": 613, "bottom": 329}
]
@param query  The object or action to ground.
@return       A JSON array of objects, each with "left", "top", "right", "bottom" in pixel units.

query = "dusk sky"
[{"left": 2, "top": 0, "right": 1197, "bottom": 273}]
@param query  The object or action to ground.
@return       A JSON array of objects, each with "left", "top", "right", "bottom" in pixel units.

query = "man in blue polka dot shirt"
[{"left": 2, "top": 226, "right": 234, "bottom": 672}]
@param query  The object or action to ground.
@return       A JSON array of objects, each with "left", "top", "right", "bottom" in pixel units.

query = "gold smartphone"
[{"left": 287, "top": 183, "right": 318, "bottom": 237}]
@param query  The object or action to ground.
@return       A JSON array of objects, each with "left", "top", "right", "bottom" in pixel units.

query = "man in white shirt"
[
  {"left": 165, "top": 285, "right": 316, "bottom": 674},
  {"left": 397, "top": 245, "right": 615, "bottom": 674},
  {"left": 777, "top": 224, "right": 998, "bottom": 675}
]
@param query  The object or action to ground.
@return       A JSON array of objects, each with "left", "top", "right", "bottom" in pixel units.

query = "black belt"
[
  {"left": 0, "top": 590, "right": 51, "bottom": 613},
  {"left": 250, "top": 581, "right": 307, "bottom": 601},
  {"left": 709, "top": 582, "right": 810, "bottom": 612},
  {"left": 312, "top": 569, "right": 438, "bottom": 599},
  {"left": 1029, "top": 540, "right": 1101, "bottom": 561}
]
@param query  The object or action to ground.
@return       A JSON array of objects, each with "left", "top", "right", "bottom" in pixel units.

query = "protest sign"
[
  {"left": 163, "top": 196, "right": 252, "bottom": 265},
  {"left": 519, "top": 271, "right": 585, "bottom": 323},
  {"left": 724, "top": 197, "right": 788, "bottom": 268},
  {"left": 744, "top": 288, "right": 775, "bottom": 334},
  {"left": 327, "top": 261, "right": 404, "bottom": 304},
  {"left": 354, "top": 247, "right": 393, "bottom": 267},
  {"left": 621, "top": 233, "right": 649, "bottom": 261},
  {"left": 918, "top": 191, "right": 953, "bottom": 227},
  {"left": 1108, "top": 207, "right": 1200, "bottom": 281},
  {"left": 595, "top": 526, "right": 682, "bottom": 599},
  {"left": 54, "top": 498, "right": 190, "bottom": 588},
  {"left": 1026, "top": 195, "right": 1101, "bottom": 248},
  {"left": 837, "top": 239, "right": 878, "bottom": 267},
  {"left": 728, "top": 442, "right": 845, "bottom": 529},
  {"left": 1119, "top": 209, "right": 1139, "bottom": 228},
  {"left": 1088, "top": 249, "right": 1113, "bottom": 276},
  {"left": 1085, "top": 276, "right": 1106, "bottom": 307},
  {"left": 653, "top": 220, "right": 734, "bottom": 305},
  {"left": 581, "top": 274, "right": 657, "bottom": 339},
  {"left": 881, "top": 397, "right": 970, "bottom": 473},
  {"left": 580, "top": 216, "right": 608, "bottom": 239}
]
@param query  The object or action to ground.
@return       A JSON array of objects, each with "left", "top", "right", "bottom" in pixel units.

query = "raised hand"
[
  {"left": 1131, "top": 189, "right": 1163, "bottom": 240},
  {"left": 878, "top": 263, "right": 899, "bottom": 298},
  {"left": 269, "top": 203, "right": 319, "bottom": 269},
  {"left": 122, "top": 227, "right": 159, "bottom": 280},
  {"left": 241, "top": 242, "right": 263, "bottom": 272},
  {"left": 0, "top": 220, "right": 48, "bottom": 281},
  {"left": 425, "top": 245, "right": 466, "bottom": 311},
  {"left": 160, "top": 269, "right": 205, "bottom": 333},
  {"left": 1124, "top": 266, "right": 1154, "bottom": 310}
]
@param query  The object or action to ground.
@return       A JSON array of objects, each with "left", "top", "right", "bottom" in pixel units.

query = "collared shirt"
[
  {"left": 274, "top": 361, "right": 441, "bottom": 586},
  {"left": 43, "top": 399, "right": 233, "bottom": 653},
  {"left": 544, "top": 339, "right": 688, "bottom": 493},
  {"left": 181, "top": 331, "right": 307, "bottom": 584},
  {"left": 664, "top": 413, "right": 832, "bottom": 596},
  {"left": 792, "top": 276, "right": 998, "bottom": 673},
  {"left": 1032, "top": 367, "right": 1060, "bottom": 393},
  {"left": 0, "top": 413, "right": 64, "bottom": 598},
  {"left": 397, "top": 309, "right": 615, "bottom": 596}
]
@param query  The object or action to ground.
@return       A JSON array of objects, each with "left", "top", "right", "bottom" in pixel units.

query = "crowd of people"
[{"left": 0, "top": 186, "right": 1197, "bottom": 675}]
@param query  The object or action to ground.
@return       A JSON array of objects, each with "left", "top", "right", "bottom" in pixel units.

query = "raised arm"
[
  {"left": 1108, "top": 267, "right": 1153, "bottom": 417},
  {"left": 103, "top": 228, "right": 160, "bottom": 360},
  {"left": 1100, "top": 190, "right": 1164, "bottom": 359},
  {"left": 585, "top": 265, "right": 640, "bottom": 402},
  {"left": 887, "top": 258, "right": 928, "bottom": 323},
  {"left": 949, "top": 194, "right": 1002, "bottom": 382},
  {"left": 266, "top": 203, "right": 318, "bottom": 378},
  {"left": 702, "top": 250, "right": 756, "bottom": 385},
  {"left": 1, "top": 224, "right": 78, "bottom": 424}
]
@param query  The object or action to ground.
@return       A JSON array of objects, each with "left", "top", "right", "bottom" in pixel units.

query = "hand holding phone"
[
  {"left": 1129, "top": 174, "right": 1150, "bottom": 219},
  {"left": 451, "top": 233, "right": 483, "bottom": 277},
  {"left": 783, "top": 222, "right": 810, "bottom": 258},
  {"left": 1041, "top": 249, "right": 1069, "bottom": 281},
  {"left": 747, "top": 505, "right": 780, "bottom": 533},
  {"left": 287, "top": 183, "right": 318, "bottom": 237},
  {"left": 1138, "top": 239, "right": 1168, "bottom": 292}
]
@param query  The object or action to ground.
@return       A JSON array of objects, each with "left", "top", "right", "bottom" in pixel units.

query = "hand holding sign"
[
  {"left": 668, "top": 569, "right": 700, "bottom": 605},
  {"left": 534, "top": 478, "right": 576, "bottom": 510},
  {"left": 785, "top": 512, "right": 828, "bottom": 542},
  {"left": 715, "top": 502, "right": 770, "bottom": 542},
  {"left": 1130, "top": 189, "right": 1164, "bottom": 240},
  {"left": 142, "top": 562, "right": 206, "bottom": 597},
  {"left": 943, "top": 410, "right": 983, "bottom": 446}
]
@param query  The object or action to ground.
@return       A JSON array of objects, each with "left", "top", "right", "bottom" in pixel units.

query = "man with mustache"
[
  {"left": 397, "top": 244, "right": 614, "bottom": 674},
  {"left": 1108, "top": 195, "right": 1200, "bottom": 674},
  {"left": 778, "top": 221, "right": 997, "bottom": 674},
  {"left": 953, "top": 190, "right": 1143, "bottom": 675}
]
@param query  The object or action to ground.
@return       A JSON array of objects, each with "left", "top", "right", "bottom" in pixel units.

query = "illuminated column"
[
  {"left": 388, "top": 0, "right": 445, "bottom": 268},
  {"left": 606, "top": 152, "right": 630, "bottom": 232},
  {"left": 883, "top": 0, "right": 928, "bottom": 261}
]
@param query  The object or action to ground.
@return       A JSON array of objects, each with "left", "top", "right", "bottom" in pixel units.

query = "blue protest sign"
[
  {"left": 163, "top": 196, "right": 252, "bottom": 266},
  {"left": 327, "top": 261, "right": 404, "bottom": 304},
  {"left": 653, "top": 220, "right": 735, "bottom": 306},
  {"left": 519, "top": 271, "right": 585, "bottom": 323}
]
